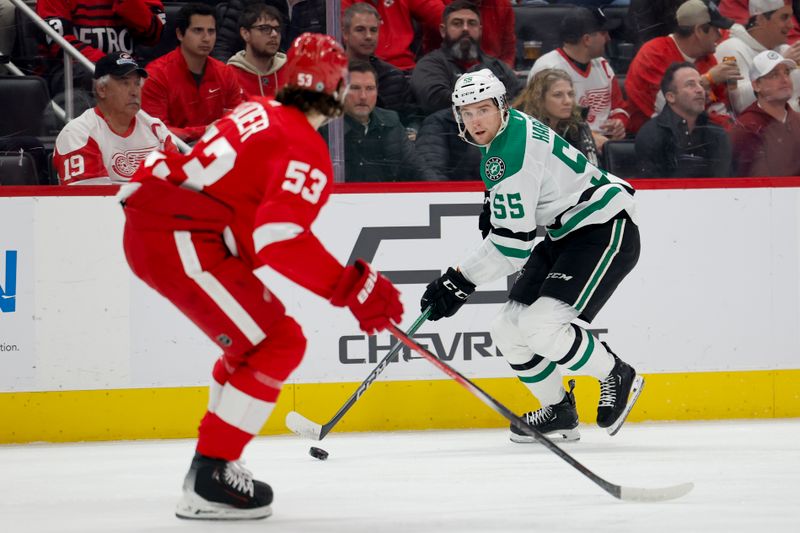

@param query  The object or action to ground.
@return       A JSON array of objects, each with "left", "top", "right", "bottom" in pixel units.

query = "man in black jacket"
[
  {"left": 635, "top": 61, "right": 731, "bottom": 178},
  {"left": 342, "top": 2, "right": 418, "bottom": 126},
  {"left": 344, "top": 62, "right": 435, "bottom": 182},
  {"left": 415, "top": 108, "right": 481, "bottom": 181},
  {"left": 410, "top": 0, "right": 521, "bottom": 115}
]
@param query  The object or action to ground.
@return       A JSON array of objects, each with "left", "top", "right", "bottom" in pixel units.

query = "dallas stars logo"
[{"left": 485, "top": 156, "right": 506, "bottom": 181}]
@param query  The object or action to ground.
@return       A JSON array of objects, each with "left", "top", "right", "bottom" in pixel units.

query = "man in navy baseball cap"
[{"left": 93, "top": 51, "right": 149, "bottom": 79}]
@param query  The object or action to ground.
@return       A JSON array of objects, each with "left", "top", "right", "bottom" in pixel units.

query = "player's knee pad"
[
  {"left": 490, "top": 301, "right": 531, "bottom": 366},
  {"left": 517, "top": 297, "right": 578, "bottom": 358},
  {"left": 251, "top": 315, "right": 307, "bottom": 380}
]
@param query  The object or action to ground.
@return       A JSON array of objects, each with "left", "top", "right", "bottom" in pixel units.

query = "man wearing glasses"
[{"left": 228, "top": 4, "right": 287, "bottom": 97}]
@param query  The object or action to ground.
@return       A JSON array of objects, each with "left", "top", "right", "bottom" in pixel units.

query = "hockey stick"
[
  {"left": 285, "top": 307, "right": 432, "bottom": 440},
  {"left": 387, "top": 324, "right": 694, "bottom": 503}
]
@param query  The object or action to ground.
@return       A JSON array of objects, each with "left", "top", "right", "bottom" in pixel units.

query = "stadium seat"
[
  {"left": 0, "top": 75, "right": 51, "bottom": 137},
  {"left": 136, "top": 2, "right": 186, "bottom": 65},
  {"left": 513, "top": 5, "right": 577, "bottom": 68},
  {"left": 602, "top": 140, "right": 638, "bottom": 179},
  {"left": 0, "top": 151, "right": 40, "bottom": 186}
]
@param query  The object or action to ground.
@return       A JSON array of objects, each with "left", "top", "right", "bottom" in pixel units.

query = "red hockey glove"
[{"left": 330, "top": 259, "right": 404, "bottom": 335}]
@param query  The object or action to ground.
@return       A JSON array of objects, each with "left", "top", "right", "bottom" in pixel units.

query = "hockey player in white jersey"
[{"left": 421, "top": 69, "right": 643, "bottom": 442}]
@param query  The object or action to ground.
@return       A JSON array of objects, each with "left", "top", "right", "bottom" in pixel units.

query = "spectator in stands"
[
  {"left": 37, "top": 0, "right": 165, "bottom": 95},
  {"left": 142, "top": 3, "right": 243, "bottom": 142},
  {"left": 53, "top": 52, "right": 176, "bottom": 185},
  {"left": 716, "top": 0, "right": 800, "bottom": 113},
  {"left": 720, "top": 0, "right": 800, "bottom": 41},
  {"left": 527, "top": 7, "right": 627, "bottom": 145},
  {"left": 731, "top": 50, "right": 800, "bottom": 175},
  {"left": 341, "top": 0, "right": 445, "bottom": 71},
  {"left": 214, "top": 0, "right": 325, "bottom": 62},
  {"left": 227, "top": 3, "right": 286, "bottom": 98},
  {"left": 415, "top": 108, "right": 482, "bottom": 180},
  {"left": 342, "top": 3, "right": 416, "bottom": 124},
  {"left": 516, "top": 68, "right": 601, "bottom": 165},
  {"left": 625, "top": 0, "right": 741, "bottom": 134},
  {"left": 635, "top": 62, "right": 731, "bottom": 177},
  {"left": 410, "top": 0, "right": 521, "bottom": 115},
  {"left": 423, "top": 0, "right": 517, "bottom": 68},
  {"left": 627, "top": 0, "right": 683, "bottom": 50},
  {"left": 343, "top": 61, "right": 434, "bottom": 182}
]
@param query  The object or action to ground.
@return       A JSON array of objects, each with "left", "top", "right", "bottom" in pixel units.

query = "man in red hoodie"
[
  {"left": 142, "top": 3, "right": 244, "bottom": 142},
  {"left": 731, "top": 49, "right": 800, "bottom": 175},
  {"left": 227, "top": 3, "right": 287, "bottom": 98}
]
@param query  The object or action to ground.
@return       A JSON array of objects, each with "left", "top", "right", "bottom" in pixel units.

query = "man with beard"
[
  {"left": 228, "top": 4, "right": 287, "bottom": 97},
  {"left": 731, "top": 50, "right": 800, "bottom": 175},
  {"left": 410, "top": 0, "right": 521, "bottom": 115},
  {"left": 635, "top": 62, "right": 732, "bottom": 177}
]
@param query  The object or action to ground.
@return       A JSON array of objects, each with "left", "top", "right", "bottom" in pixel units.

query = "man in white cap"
[
  {"left": 716, "top": 0, "right": 800, "bottom": 113},
  {"left": 625, "top": 0, "right": 741, "bottom": 133},
  {"left": 731, "top": 50, "right": 800, "bottom": 175}
]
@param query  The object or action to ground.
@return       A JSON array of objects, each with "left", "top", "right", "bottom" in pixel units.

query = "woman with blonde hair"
[{"left": 514, "top": 68, "right": 602, "bottom": 166}]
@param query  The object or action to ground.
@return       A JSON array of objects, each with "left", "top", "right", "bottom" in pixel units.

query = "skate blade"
[
  {"left": 510, "top": 428, "right": 580, "bottom": 443},
  {"left": 175, "top": 493, "right": 272, "bottom": 521},
  {"left": 606, "top": 375, "right": 645, "bottom": 436}
]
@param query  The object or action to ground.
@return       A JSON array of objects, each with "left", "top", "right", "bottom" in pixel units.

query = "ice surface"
[{"left": 2, "top": 420, "right": 799, "bottom": 532}]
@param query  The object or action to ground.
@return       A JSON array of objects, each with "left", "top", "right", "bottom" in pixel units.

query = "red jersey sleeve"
[
  {"left": 37, "top": 0, "right": 106, "bottom": 62},
  {"left": 113, "top": 0, "right": 165, "bottom": 44},
  {"left": 609, "top": 75, "right": 629, "bottom": 128},
  {"left": 253, "top": 153, "right": 344, "bottom": 300},
  {"left": 54, "top": 135, "right": 108, "bottom": 184}
]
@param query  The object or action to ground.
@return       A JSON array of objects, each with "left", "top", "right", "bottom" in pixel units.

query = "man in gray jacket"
[{"left": 410, "top": 0, "right": 521, "bottom": 115}]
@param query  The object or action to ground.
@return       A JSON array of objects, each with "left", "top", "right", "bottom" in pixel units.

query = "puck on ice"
[{"left": 309, "top": 446, "right": 329, "bottom": 460}]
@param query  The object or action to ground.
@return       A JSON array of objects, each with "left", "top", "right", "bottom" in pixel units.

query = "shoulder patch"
[{"left": 484, "top": 156, "right": 506, "bottom": 181}]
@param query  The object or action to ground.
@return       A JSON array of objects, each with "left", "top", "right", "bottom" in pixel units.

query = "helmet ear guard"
[{"left": 451, "top": 69, "right": 510, "bottom": 147}]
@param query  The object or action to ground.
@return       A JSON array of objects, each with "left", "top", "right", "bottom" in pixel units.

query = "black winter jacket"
[{"left": 415, "top": 108, "right": 482, "bottom": 181}]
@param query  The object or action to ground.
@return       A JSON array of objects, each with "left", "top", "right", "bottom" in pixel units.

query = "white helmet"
[{"left": 451, "top": 69, "right": 510, "bottom": 146}]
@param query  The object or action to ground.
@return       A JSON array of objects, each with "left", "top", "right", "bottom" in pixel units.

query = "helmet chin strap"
[{"left": 456, "top": 105, "right": 511, "bottom": 148}]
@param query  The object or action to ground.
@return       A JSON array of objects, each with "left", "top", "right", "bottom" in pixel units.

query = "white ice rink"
[{"left": 2, "top": 419, "right": 799, "bottom": 533}]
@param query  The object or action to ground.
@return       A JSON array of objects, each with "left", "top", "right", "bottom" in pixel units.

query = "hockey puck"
[{"left": 309, "top": 446, "right": 329, "bottom": 460}]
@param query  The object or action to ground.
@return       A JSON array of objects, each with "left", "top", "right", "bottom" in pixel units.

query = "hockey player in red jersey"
[{"left": 119, "top": 33, "right": 404, "bottom": 520}]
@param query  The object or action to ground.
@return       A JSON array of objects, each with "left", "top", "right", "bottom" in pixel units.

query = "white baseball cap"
[
  {"left": 749, "top": 0, "right": 787, "bottom": 16},
  {"left": 750, "top": 50, "right": 796, "bottom": 81}
]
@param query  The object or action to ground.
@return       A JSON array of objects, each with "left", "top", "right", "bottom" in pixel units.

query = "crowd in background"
[{"left": 1, "top": 0, "right": 800, "bottom": 185}]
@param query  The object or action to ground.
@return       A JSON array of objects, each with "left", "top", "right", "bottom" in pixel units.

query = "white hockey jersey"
[
  {"left": 459, "top": 109, "right": 637, "bottom": 286},
  {"left": 527, "top": 48, "right": 628, "bottom": 132},
  {"left": 54, "top": 108, "right": 176, "bottom": 185}
]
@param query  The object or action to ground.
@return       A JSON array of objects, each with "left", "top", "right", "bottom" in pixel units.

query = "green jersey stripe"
[
  {"left": 492, "top": 242, "right": 533, "bottom": 259},
  {"left": 548, "top": 186, "right": 625, "bottom": 239},
  {"left": 574, "top": 218, "right": 625, "bottom": 312},
  {"left": 518, "top": 361, "right": 557, "bottom": 383},
  {"left": 567, "top": 329, "right": 595, "bottom": 371}
]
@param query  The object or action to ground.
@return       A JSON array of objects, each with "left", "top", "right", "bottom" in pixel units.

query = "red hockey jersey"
[
  {"left": 127, "top": 98, "right": 344, "bottom": 297},
  {"left": 37, "top": 0, "right": 165, "bottom": 62}
]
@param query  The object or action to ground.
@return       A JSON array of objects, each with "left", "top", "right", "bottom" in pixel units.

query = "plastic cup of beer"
[{"left": 524, "top": 40, "right": 543, "bottom": 62}]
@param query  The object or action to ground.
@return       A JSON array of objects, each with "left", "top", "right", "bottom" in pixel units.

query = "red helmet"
[{"left": 284, "top": 33, "right": 348, "bottom": 99}]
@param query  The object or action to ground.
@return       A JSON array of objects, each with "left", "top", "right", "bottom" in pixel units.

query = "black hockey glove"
[
  {"left": 479, "top": 190, "right": 491, "bottom": 239},
  {"left": 420, "top": 267, "right": 476, "bottom": 321}
]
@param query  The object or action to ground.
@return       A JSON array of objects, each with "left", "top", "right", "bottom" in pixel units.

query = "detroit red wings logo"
[
  {"left": 579, "top": 88, "right": 611, "bottom": 126},
  {"left": 111, "top": 147, "right": 156, "bottom": 177}
]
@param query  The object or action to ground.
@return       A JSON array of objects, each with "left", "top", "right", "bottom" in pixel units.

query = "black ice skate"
[
  {"left": 175, "top": 453, "right": 273, "bottom": 520},
  {"left": 597, "top": 344, "right": 645, "bottom": 436},
  {"left": 511, "top": 380, "right": 580, "bottom": 443}
]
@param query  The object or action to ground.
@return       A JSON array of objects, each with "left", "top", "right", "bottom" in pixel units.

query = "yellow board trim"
[{"left": 1, "top": 369, "right": 799, "bottom": 444}]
